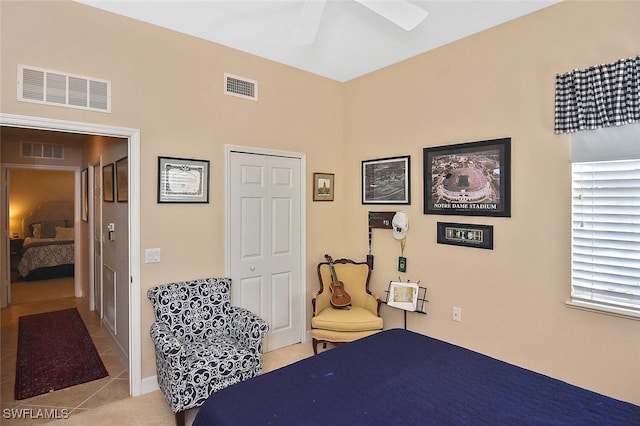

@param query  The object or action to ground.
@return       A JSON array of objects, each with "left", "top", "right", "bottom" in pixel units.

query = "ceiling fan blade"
[
  {"left": 292, "top": 0, "right": 327, "bottom": 45},
  {"left": 355, "top": 0, "right": 428, "bottom": 31}
]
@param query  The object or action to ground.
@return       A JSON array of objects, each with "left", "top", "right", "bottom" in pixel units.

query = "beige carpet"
[{"left": 49, "top": 342, "right": 315, "bottom": 425}]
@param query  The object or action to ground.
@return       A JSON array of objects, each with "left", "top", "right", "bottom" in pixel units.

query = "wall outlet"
[{"left": 452, "top": 306, "right": 462, "bottom": 322}]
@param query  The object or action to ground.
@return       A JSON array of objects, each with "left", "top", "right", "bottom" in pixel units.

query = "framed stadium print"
[
  {"left": 362, "top": 155, "right": 410, "bottom": 204},
  {"left": 423, "top": 138, "right": 511, "bottom": 217}
]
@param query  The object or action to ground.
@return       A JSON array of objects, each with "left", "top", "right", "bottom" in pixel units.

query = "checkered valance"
[{"left": 554, "top": 56, "right": 640, "bottom": 134}]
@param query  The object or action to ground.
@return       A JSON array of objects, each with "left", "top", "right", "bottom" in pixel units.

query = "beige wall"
[
  {"left": 343, "top": 0, "right": 640, "bottom": 405},
  {"left": 1, "top": 0, "right": 638, "bottom": 405},
  {"left": 78, "top": 134, "right": 129, "bottom": 311},
  {"left": 1, "top": 130, "right": 83, "bottom": 236},
  {"left": 0, "top": 0, "right": 344, "bottom": 386},
  {"left": 7, "top": 169, "right": 74, "bottom": 236}
]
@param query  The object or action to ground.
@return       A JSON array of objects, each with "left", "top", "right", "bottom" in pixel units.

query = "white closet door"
[{"left": 229, "top": 151, "right": 302, "bottom": 352}]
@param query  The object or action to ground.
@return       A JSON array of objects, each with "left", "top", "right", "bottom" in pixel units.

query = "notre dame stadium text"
[{"left": 434, "top": 203, "right": 497, "bottom": 210}]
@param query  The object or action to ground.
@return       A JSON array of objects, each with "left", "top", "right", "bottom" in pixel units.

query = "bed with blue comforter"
[{"left": 194, "top": 328, "right": 639, "bottom": 425}]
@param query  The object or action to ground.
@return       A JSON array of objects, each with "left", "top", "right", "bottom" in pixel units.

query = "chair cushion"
[
  {"left": 311, "top": 328, "right": 381, "bottom": 344},
  {"left": 184, "top": 335, "right": 260, "bottom": 381},
  {"left": 311, "top": 306, "right": 383, "bottom": 332}
]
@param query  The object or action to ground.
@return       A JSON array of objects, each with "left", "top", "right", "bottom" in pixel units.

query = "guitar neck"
[{"left": 329, "top": 264, "right": 339, "bottom": 286}]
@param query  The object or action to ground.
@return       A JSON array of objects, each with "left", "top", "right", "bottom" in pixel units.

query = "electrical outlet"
[{"left": 452, "top": 306, "right": 462, "bottom": 322}]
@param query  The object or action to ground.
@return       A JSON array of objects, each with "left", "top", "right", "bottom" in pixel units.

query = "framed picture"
[
  {"left": 313, "top": 172, "right": 334, "bottom": 201},
  {"left": 81, "top": 168, "right": 88, "bottom": 222},
  {"left": 437, "top": 222, "right": 494, "bottom": 250},
  {"left": 423, "top": 138, "right": 510, "bottom": 217},
  {"left": 362, "top": 155, "right": 410, "bottom": 204},
  {"left": 103, "top": 163, "right": 114, "bottom": 202},
  {"left": 158, "top": 156, "right": 210, "bottom": 203},
  {"left": 116, "top": 157, "right": 128, "bottom": 202},
  {"left": 387, "top": 281, "right": 419, "bottom": 312}
]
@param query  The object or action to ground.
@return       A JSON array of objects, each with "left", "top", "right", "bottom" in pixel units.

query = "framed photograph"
[
  {"left": 313, "top": 172, "right": 334, "bottom": 201},
  {"left": 103, "top": 163, "right": 114, "bottom": 202},
  {"left": 362, "top": 155, "right": 410, "bottom": 204},
  {"left": 437, "top": 222, "right": 494, "bottom": 250},
  {"left": 423, "top": 138, "right": 510, "bottom": 217},
  {"left": 158, "top": 156, "right": 210, "bottom": 203},
  {"left": 387, "top": 281, "right": 419, "bottom": 312},
  {"left": 116, "top": 156, "right": 128, "bottom": 202},
  {"left": 81, "top": 168, "right": 88, "bottom": 222}
]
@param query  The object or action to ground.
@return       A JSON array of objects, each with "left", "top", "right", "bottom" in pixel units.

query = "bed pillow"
[
  {"left": 31, "top": 223, "right": 42, "bottom": 239},
  {"left": 42, "top": 220, "right": 67, "bottom": 238},
  {"left": 55, "top": 226, "right": 75, "bottom": 240}
]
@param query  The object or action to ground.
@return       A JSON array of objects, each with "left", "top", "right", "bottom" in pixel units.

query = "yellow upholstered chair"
[{"left": 311, "top": 258, "right": 383, "bottom": 354}]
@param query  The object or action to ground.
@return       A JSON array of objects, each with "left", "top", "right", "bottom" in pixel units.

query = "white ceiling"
[{"left": 76, "top": 0, "right": 561, "bottom": 82}]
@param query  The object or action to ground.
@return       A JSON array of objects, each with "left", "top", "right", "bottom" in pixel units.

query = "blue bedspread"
[{"left": 194, "top": 328, "right": 640, "bottom": 425}]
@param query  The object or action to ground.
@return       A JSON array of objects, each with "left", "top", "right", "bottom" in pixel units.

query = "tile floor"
[
  {"left": 45, "top": 340, "right": 317, "bottom": 426},
  {"left": 1, "top": 277, "right": 316, "bottom": 425},
  {"left": 1, "top": 277, "right": 129, "bottom": 425}
]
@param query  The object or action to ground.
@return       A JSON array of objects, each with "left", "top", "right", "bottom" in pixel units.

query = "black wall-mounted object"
[
  {"left": 436, "top": 222, "right": 494, "bottom": 250},
  {"left": 366, "top": 254, "right": 374, "bottom": 270},
  {"left": 367, "top": 211, "right": 398, "bottom": 271},
  {"left": 368, "top": 211, "right": 395, "bottom": 229}
]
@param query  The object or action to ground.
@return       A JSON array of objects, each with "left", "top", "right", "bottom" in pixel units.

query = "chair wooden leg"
[
  {"left": 175, "top": 410, "right": 185, "bottom": 426},
  {"left": 312, "top": 338, "right": 319, "bottom": 355}
]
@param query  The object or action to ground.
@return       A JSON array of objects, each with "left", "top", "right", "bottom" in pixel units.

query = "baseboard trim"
[{"left": 140, "top": 375, "right": 159, "bottom": 395}]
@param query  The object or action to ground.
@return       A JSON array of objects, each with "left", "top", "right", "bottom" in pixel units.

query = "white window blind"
[{"left": 571, "top": 159, "right": 640, "bottom": 317}]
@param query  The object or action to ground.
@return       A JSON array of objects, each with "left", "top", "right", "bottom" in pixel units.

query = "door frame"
[
  {"left": 88, "top": 158, "right": 102, "bottom": 315},
  {"left": 0, "top": 113, "right": 142, "bottom": 397},
  {"left": 224, "top": 144, "right": 307, "bottom": 347},
  {"left": 3, "top": 164, "right": 83, "bottom": 300}
]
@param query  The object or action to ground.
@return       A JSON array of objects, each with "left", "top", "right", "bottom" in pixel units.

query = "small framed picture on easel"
[{"left": 387, "top": 281, "right": 419, "bottom": 312}]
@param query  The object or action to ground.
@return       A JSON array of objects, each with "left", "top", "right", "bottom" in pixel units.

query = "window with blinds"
[{"left": 571, "top": 159, "right": 640, "bottom": 318}]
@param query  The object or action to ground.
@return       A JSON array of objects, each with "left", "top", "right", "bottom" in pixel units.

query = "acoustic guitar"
[{"left": 325, "top": 254, "right": 352, "bottom": 308}]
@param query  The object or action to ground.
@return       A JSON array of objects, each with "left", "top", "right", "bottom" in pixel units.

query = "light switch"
[{"left": 145, "top": 248, "right": 161, "bottom": 263}]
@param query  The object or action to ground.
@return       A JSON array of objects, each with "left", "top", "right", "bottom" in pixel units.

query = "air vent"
[
  {"left": 20, "top": 142, "right": 64, "bottom": 160},
  {"left": 18, "top": 65, "right": 111, "bottom": 113},
  {"left": 224, "top": 73, "right": 258, "bottom": 101}
]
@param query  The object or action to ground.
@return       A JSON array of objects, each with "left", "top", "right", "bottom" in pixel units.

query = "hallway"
[{"left": 0, "top": 278, "right": 128, "bottom": 424}]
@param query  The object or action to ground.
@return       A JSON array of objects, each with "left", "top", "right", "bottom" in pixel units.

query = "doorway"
[
  {"left": 226, "top": 145, "right": 306, "bottom": 352},
  {"left": 6, "top": 167, "right": 78, "bottom": 300},
  {"left": 0, "top": 113, "right": 142, "bottom": 397}
]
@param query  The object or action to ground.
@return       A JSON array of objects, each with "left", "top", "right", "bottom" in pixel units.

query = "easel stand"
[{"left": 384, "top": 281, "right": 428, "bottom": 330}]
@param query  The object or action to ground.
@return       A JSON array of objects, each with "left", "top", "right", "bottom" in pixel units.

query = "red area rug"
[{"left": 15, "top": 308, "right": 109, "bottom": 400}]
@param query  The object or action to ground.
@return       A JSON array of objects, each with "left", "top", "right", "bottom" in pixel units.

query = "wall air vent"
[
  {"left": 20, "top": 142, "right": 64, "bottom": 160},
  {"left": 224, "top": 73, "right": 258, "bottom": 101},
  {"left": 18, "top": 65, "right": 111, "bottom": 113}
]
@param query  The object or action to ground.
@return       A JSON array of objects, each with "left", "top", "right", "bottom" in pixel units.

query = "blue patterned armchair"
[{"left": 147, "top": 277, "right": 269, "bottom": 426}]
